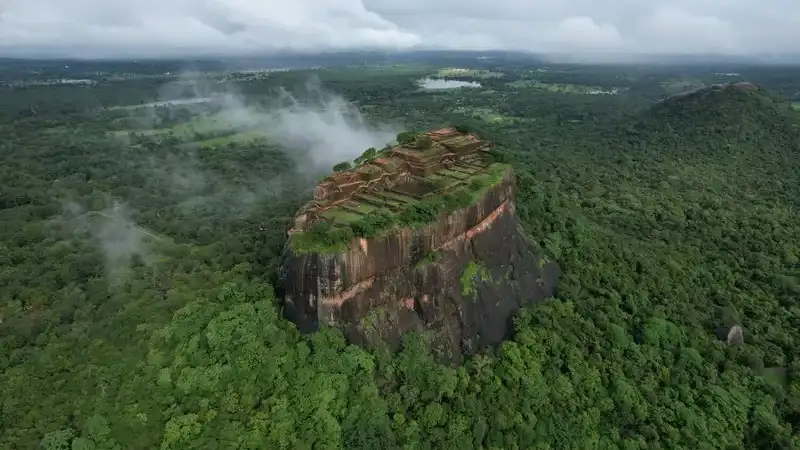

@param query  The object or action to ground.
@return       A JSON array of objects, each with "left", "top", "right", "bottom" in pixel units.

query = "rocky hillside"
[{"left": 281, "top": 166, "right": 559, "bottom": 362}]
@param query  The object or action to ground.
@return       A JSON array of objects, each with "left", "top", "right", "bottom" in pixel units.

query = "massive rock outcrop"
[{"left": 282, "top": 169, "right": 559, "bottom": 361}]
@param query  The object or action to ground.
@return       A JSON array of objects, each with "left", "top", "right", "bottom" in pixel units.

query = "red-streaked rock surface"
[{"left": 281, "top": 167, "right": 560, "bottom": 361}]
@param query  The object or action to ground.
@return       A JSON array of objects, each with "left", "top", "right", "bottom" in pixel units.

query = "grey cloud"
[{"left": 0, "top": 0, "right": 797, "bottom": 57}]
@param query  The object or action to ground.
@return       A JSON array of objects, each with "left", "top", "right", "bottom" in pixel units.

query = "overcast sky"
[{"left": 0, "top": 0, "right": 798, "bottom": 58}]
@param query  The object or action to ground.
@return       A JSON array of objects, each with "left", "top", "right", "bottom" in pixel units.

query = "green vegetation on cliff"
[
  {"left": 415, "top": 250, "right": 442, "bottom": 268},
  {"left": 289, "top": 162, "right": 510, "bottom": 254},
  {"left": 2, "top": 59, "right": 800, "bottom": 449},
  {"left": 460, "top": 260, "right": 491, "bottom": 299}
]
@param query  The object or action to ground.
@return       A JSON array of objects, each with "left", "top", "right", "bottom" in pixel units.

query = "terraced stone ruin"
[{"left": 288, "top": 127, "right": 495, "bottom": 234}]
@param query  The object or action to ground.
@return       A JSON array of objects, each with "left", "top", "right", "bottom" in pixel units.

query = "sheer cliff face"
[{"left": 282, "top": 168, "right": 560, "bottom": 361}]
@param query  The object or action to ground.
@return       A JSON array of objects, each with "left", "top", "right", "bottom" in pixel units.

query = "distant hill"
[
  {"left": 619, "top": 82, "right": 800, "bottom": 153},
  {"left": 608, "top": 82, "right": 800, "bottom": 209}
]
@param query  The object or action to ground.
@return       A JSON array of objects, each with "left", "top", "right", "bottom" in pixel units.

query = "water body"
[
  {"left": 418, "top": 78, "right": 482, "bottom": 90},
  {"left": 141, "top": 98, "right": 212, "bottom": 108}
]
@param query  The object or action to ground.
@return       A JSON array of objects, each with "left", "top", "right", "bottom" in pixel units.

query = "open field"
[
  {"left": 450, "top": 106, "right": 531, "bottom": 124},
  {"left": 324, "top": 63, "right": 434, "bottom": 79},
  {"left": 111, "top": 113, "right": 247, "bottom": 139},
  {"left": 192, "top": 131, "right": 268, "bottom": 147},
  {"left": 107, "top": 98, "right": 211, "bottom": 110},
  {"left": 507, "top": 79, "right": 619, "bottom": 94},
  {"left": 436, "top": 68, "right": 504, "bottom": 79},
  {"left": 659, "top": 79, "right": 706, "bottom": 94},
  {"left": 452, "top": 106, "right": 506, "bottom": 123}
]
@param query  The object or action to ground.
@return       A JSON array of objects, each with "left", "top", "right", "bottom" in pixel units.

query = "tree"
[
  {"left": 412, "top": 136, "right": 433, "bottom": 149},
  {"left": 333, "top": 161, "right": 352, "bottom": 172},
  {"left": 354, "top": 147, "right": 378, "bottom": 165},
  {"left": 396, "top": 131, "right": 420, "bottom": 146}
]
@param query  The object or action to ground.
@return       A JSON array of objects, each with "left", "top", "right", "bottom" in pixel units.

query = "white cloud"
[
  {"left": 636, "top": 8, "right": 737, "bottom": 53},
  {"left": 0, "top": 0, "right": 797, "bottom": 58},
  {"left": 549, "top": 17, "right": 623, "bottom": 50}
]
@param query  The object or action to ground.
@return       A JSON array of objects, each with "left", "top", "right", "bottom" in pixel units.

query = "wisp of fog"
[
  {"left": 214, "top": 76, "right": 399, "bottom": 169},
  {"left": 59, "top": 200, "right": 156, "bottom": 284}
]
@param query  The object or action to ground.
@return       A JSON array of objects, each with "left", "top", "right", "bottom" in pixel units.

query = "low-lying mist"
[
  {"left": 259, "top": 80, "right": 399, "bottom": 169},
  {"left": 204, "top": 77, "right": 400, "bottom": 170},
  {"left": 136, "top": 72, "right": 400, "bottom": 170},
  {"left": 63, "top": 71, "right": 403, "bottom": 280},
  {"left": 58, "top": 200, "right": 157, "bottom": 284},
  {"left": 127, "top": 72, "right": 403, "bottom": 220},
  {"left": 121, "top": 72, "right": 401, "bottom": 193}
]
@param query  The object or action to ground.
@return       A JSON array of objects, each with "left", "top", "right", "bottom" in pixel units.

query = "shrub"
[
  {"left": 396, "top": 131, "right": 420, "bottom": 145},
  {"left": 443, "top": 190, "right": 474, "bottom": 209},
  {"left": 333, "top": 161, "right": 352, "bottom": 172},
  {"left": 412, "top": 135, "right": 433, "bottom": 149},
  {"left": 397, "top": 200, "right": 441, "bottom": 225},
  {"left": 292, "top": 220, "right": 353, "bottom": 254},
  {"left": 310, "top": 220, "right": 332, "bottom": 234},
  {"left": 350, "top": 210, "right": 394, "bottom": 237},
  {"left": 486, "top": 148, "right": 509, "bottom": 163},
  {"left": 469, "top": 179, "right": 484, "bottom": 191},
  {"left": 354, "top": 147, "right": 378, "bottom": 165},
  {"left": 307, "top": 222, "right": 353, "bottom": 248}
]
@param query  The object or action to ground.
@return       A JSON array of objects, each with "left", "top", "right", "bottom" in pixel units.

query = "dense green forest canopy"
[{"left": 1, "top": 58, "right": 799, "bottom": 449}]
